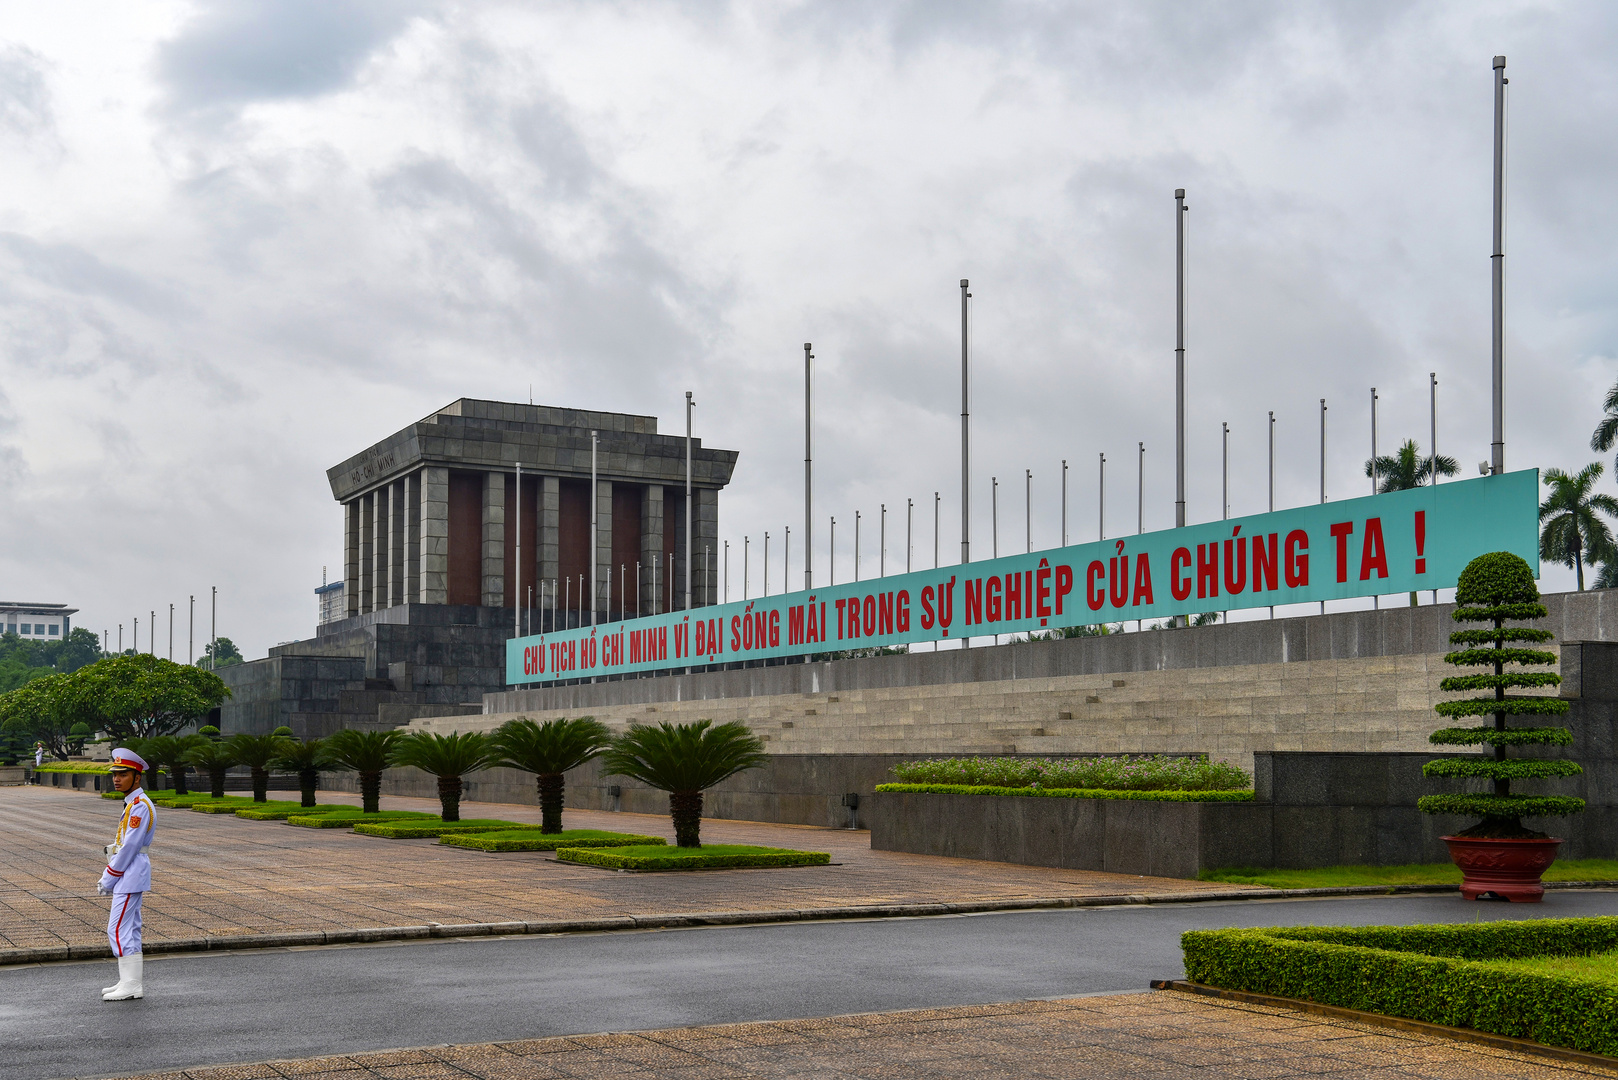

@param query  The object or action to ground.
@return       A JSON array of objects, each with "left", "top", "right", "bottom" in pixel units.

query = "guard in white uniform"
[{"left": 99, "top": 748, "right": 154, "bottom": 1001}]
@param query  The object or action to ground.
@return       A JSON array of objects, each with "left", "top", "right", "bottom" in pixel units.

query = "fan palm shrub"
[
  {"left": 490, "top": 717, "right": 612, "bottom": 833},
  {"left": 325, "top": 729, "right": 405, "bottom": 813},
  {"left": 1538, "top": 463, "right": 1618, "bottom": 591},
  {"left": 133, "top": 734, "right": 206, "bottom": 795},
  {"left": 226, "top": 732, "right": 295, "bottom": 802},
  {"left": 271, "top": 736, "right": 334, "bottom": 808},
  {"left": 183, "top": 738, "right": 238, "bottom": 799},
  {"left": 600, "top": 720, "right": 768, "bottom": 847},
  {"left": 389, "top": 730, "right": 500, "bottom": 822}
]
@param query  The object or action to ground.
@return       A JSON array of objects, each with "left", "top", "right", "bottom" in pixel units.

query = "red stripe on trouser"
[{"left": 112, "top": 895, "right": 130, "bottom": 957}]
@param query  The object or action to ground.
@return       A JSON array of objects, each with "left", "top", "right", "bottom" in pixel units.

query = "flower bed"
[
  {"left": 350, "top": 818, "right": 528, "bottom": 839},
  {"left": 875, "top": 783, "right": 1254, "bottom": 803},
  {"left": 555, "top": 844, "right": 830, "bottom": 870},
  {"left": 440, "top": 830, "right": 666, "bottom": 852},
  {"left": 1181, "top": 917, "right": 1618, "bottom": 1056},
  {"left": 891, "top": 754, "right": 1250, "bottom": 792}
]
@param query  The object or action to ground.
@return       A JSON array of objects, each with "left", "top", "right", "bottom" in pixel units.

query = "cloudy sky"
[{"left": 1, "top": 1, "right": 1614, "bottom": 658}]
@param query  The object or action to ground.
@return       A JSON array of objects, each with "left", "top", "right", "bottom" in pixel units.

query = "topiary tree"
[
  {"left": 600, "top": 720, "right": 768, "bottom": 847},
  {"left": 389, "top": 730, "right": 499, "bottom": 822},
  {"left": 325, "top": 729, "right": 405, "bottom": 813},
  {"left": 490, "top": 717, "right": 612, "bottom": 834},
  {"left": 1419, "top": 551, "right": 1585, "bottom": 838}
]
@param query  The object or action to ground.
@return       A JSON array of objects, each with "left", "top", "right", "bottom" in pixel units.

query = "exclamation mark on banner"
[{"left": 1414, "top": 510, "right": 1427, "bottom": 575}]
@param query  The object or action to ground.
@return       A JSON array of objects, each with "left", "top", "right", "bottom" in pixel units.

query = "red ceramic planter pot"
[{"left": 1442, "top": 836, "right": 1562, "bottom": 902}]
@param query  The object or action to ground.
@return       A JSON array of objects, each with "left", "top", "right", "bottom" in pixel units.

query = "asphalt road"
[{"left": 10, "top": 890, "right": 1618, "bottom": 1080}]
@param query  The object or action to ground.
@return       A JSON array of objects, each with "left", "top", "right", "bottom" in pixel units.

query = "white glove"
[{"left": 97, "top": 872, "right": 114, "bottom": 896}]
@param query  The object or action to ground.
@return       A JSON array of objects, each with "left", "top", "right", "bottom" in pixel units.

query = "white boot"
[{"left": 102, "top": 954, "right": 143, "bottom": 1001}]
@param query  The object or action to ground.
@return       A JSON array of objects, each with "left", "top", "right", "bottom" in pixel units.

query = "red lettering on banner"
[
  {"left": 769, "top": 609, "right": 781, "bottom": 647},
  {"left": 1109, "top": 549, "right": 1129, "bottom": 608},
  {"left": 1036, "top": 560, "right": 1052, "bottom": 620},
  {"left": 1006, "top": 573, "right": 1021, "bottom": 620},
  {"left": 1414, "top": 511, "right": 1427, "bottom": 574},
  {"left": 862, "top": 596, "right": 876, "bottom": 637},
  {"left": 1055, "top": 564, "right": 1073, "bottom": 613},
  {"left": 789, "top": 606, "right": 805, "bottom": 645},
  {"left": 835, "top": 598, "right": 848, "bottom": 639},
  {"left": 897, "top": 590, "right": 911, "bottom": 631},
  {"left": 1285, "top": 530, "right": 1309, "bottom": 587},
  {"left": 1196, "top": 543, "right": 1219, "bottom": 599},
  {"left": 1360, "top": 517, "right": 1388, "bottom": 580},
  {"left": 1086, "top": 560, "right": 1105, "bottom": 611},
  {"left": 1224, "top": 528, "right": 1246, "bottom": 595},
  {"left": 966, "top": 578, "right": 985, "bottom": 625},
  {"left": 984, "top": 576, "right": 1000, "bottom": 622},
  {"left": 1253, "top": 533, "right": 1278, "bottom": 592},
  {"left": 1331, "top": 521, "right": 1354, "bottom": 583},
  {"left": 937, "top": 577, "right": 955, "bottom": 634},
  {"left": 1132, "top": 553, "right": 1154, "bottom": 606},
  {"left": 1171, "top": 548, "right": 1192, "bottom": 601},
  {"left": 878, "top": 592, "right": 894, "bottom": 635},
  {"left": 730, "top": 615, "right": 741, "bottom": 652},
  {"left": 920, "top": 586, "right": 935, "bottom": 629},
  {"left": 807, "top": 598, "right": 820, "bottom": 643}
]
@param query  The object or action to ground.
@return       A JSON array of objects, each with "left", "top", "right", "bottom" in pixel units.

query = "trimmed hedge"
[
  {"left": 36, "top": 762, "right": 116, "bottom": 773},
  {"left": 350, "top": 818, "right": 527, "bottom": 839},
  {"left": 555, "top": 844, "right": 831, "bottom": 870},
  {"left": 191, "top": 800, "right": 261, "bottom": 814},
  {"left": 874, "top": 783, "right": 1255, "bottom": 803},
  {"left": 1181, "top": 917, "right": 1618, "bottom": 1056},
  {"left": 440, "top": 830, "right": 666, "bottom": 852},
  {"left": 235, "top": 805, "right": 349, "bottom": 821},
  {"left": 286, "top": 810, "right": 438, "bottom": 829},
  {"left": 890, "top": 754, "right": 1249, "bottom": 792}
]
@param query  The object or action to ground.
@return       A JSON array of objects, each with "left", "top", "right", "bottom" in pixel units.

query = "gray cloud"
[{"left": 0, "top": 44, "right": 53, "bottom": 140}]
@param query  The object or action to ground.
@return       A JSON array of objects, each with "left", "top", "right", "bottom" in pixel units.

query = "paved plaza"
[
  {"left": 0, "top": 785, "right": 1245, "bottom": 955},
  {"left": 105, "top": 992, "right": 1617, "bottom": 1080}
]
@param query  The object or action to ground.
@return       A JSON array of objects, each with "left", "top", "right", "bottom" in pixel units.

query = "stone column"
[
  {"left": 389, "top": 479, "right": 405, "bottom": 608},
  {"left": 420, "top": 466, "right": 450, "bottom": 605},
  {"left": 358, "top": 492, "right": 374, "bottom": 615},
  {"left": 481, "top": 470, "right": 506, "bottom": 609},
  {"left": 404, "top": 471, "right": 421, "bottom": 604},
  {"left": 640, "top": 485, "right": 664, "bottom": 615},
  {"left": 695, "top": 487, "right": 719, "bottom": 607},
  {"left": 595, "top": 479, "right": 613, "bottom": 622},
  {"left": 344, "top": 499, "right": 362, "bottom": 619},
  {"left": 372, "top": 485, "right": 390, "bottom": 612},
  {"left": 538, "top": 475, "right": 559, "bottom": 626}
]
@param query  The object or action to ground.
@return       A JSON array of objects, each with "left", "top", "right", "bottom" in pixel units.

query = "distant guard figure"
[
  {"left": 34, "top": 742, "right": 44, "bottom": 768},
  {"left": 99, "top": 748, "right": 154, "bottom": 1001}
]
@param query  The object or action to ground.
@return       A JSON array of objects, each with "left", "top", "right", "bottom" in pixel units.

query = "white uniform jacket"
[{"left": 101, "top": 788, "right": 155, "bottom": 894}]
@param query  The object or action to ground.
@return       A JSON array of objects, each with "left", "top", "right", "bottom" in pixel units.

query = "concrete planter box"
[
  {"left": 0, "top": 766, "right": 24, "bottom": 786},
  {"left": 870, "top": 791, "right": 1267, "bottom": 879}
]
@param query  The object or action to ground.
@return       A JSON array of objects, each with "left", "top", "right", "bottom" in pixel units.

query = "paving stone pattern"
[
  {"left": 105, "top": 992, "right": 1618, "bottom": 1080},
  {"left": 0, "top": 787, "right": 1242, "bottom": 953}
]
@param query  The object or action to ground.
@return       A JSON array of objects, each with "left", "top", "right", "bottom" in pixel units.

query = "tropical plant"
[
  {"left": 271, "top": 737, "right": 334, "bottom": 808},
  {"left": 1364, "top": 438, "right": 1459, "bottom": 493},
  {"left": 600, "top": 720, "right": 768, "bottom": 847},
  {"left": 490, "top": 717, "right": 612, "bottom": 833},
  {"left": 183, "top": 737, "right": 238, "bottom": 798},
  {"left": 1419, "top": 552, "right": 1584, "bottom": 838},
  {"left": 325, "top": 728, "right": 406, "bottom": 813},
  {"left": 1590, "top": 380, "right": 1618, "bottom": 472},
  {"left": 0, "top": 671, "right": 100, "bottom": 759},
  {"left": 132, "top": 734, "right": 206, "bottom": 795},
  {"left": 1538, "top": 463, "right": 1618, "bottom": 591},
  {"left": 77, "top": 654, "right": 231, "bottom": 739},
  {"left": 388, "top": 730, "right": 500, "bottom": 822},
  {"left": 226, "top": 732, "right": 295, "bottom": 802}
]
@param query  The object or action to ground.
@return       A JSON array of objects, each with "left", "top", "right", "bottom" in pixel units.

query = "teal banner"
[{"left": 507, "top": 470, "right": 1539, "bottom": 684}]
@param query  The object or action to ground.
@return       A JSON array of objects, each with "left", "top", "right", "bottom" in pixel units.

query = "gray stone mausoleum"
[{"left": 216, "top": 398, "right": 737, "bottom": 736}]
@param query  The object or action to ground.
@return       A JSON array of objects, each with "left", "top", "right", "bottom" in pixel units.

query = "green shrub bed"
[
  {"left": 350, "top": 817, "right": 528, "bottom": 838},
  {"left": 1181, "top": 917, "right": 1618, "bottom": 1056},
  {"left": 191, "top": 799, "right": 266, "bottom": 813},
  {"left": 235, "top": 804, "right": 349, "bottom": 821},
  {"left": 156, "top": 795, "right": 249, "bottom": 808},
  {"left": 36, "top": 762, "right": 116, "bottom": 773},
  {"left": 286, "top": 810, "right": 437, "bottom": 829},
  {"left": 440, "top": 829, "right": 665, "bottom": 852},
  {"left": 875, "top": 783, "right": 1254, "bottom": 803},
  {"left": 555, "top": 844, "right": 831, "bottom": 870},
  {"left": 892, "top": 754, "right": 1250, "bottom": 791}
]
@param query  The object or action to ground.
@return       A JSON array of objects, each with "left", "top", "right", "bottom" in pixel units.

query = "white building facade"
[{"left": 1, "top": 602, "right": 76, "bottom": 640}]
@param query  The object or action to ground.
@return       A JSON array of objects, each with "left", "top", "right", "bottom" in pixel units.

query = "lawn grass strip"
[
  {"left": 556, "top": 844, "right": 831, "bottom": 870},
  {"left": 234, "top": 805, "right": 348, "bottom": 821},
  {"left": 875, "top": 783, "right": 1254, "bottom": 802},
  {"left": 439, "top": 831, "right": 665, "bottom": 852},
  {"left": 286, "top": 810, "right": 437, "bottom": 829},
  {"left": 350, "top": 818, "right": 528, "bottom": 838},
  {"left": 1181, "top": 916, "right": 1618, "bottom": 1057}
]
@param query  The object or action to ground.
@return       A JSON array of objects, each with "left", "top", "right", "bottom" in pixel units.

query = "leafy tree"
[
  {"left": 183, "top": 737, "right": 238, "bottom": 798},
  {"left": 389, "top": 731, "right": 499, "bottom": 822},
  {"left": 198, "top": 638, "right": 243, "bottom": 668},
  {"left": 325, "top": 729, "right": 405, "bottom": 813},
  {"left": 0, "top": 672, "right": 100, "bottom": 759},
  {"left": 491, "top": 717, "right": 612, "bottom": 833},
  {"left": 81, "top": 654, "right": 231, "bottom": 739},
  {"left": 1538, "top": 463, "right": 1618, "bottom": 591},
  {"left": 1364, "top": 438, "right": 1459, "bottom": 493},
  {"left": 132, "top": 734, "right": 206, "bottom": 795},
  {"left": 227, "top": 732, "right": 294, "bottom": 802},
  {"left": 0, "top": 627, "right": 104, "bottom": 692},
  {"left": 272, "top": 737, "right": 335, "bottom": 808},
  {"left": 1420, "top": 552, "right": 1582, "bottom": 838},
  {"left": 600, "top": 720, "right": 768, "bottom": 847}
]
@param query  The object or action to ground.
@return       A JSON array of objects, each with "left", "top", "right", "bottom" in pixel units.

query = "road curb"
[{"left": 8, "top": 882, "right": 1614, "bottom": 966}]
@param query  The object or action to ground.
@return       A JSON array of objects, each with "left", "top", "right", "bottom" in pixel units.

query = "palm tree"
[
  {"left": 490, "top": 717, "right": 612, "bottom": 834},
  {"left": 271, "top": 737, "right": 334, "bottom": 808},
  {"left": 600, "top": 720, "right": 768, "bottom": 847},
  {"left": 1540, "top": 463, "right": 1618, "bottom": 591},
  {"left": 132, "top": 734, "right": 205, "bottom": 795},
  {"left": 182, "top": 738, "right": 238, "bottom": 799},
  {"left": 1364, "top": 438, "right": 1459, "bottom": 493},
  {"left": 389, "top": 730, "right": 500, "bottom": 822},
  {"left": 226, "top": 732, "right": 295, "bottom": 802},
  {"left": 1590, "top": 380, "right": 1618, "bottom": 469},
  {"left": 325, "top": 729, "right": 405, "bottom": 813}
]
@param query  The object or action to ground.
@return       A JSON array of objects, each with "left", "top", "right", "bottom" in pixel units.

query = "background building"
[
  {"left": 315, "top": 580, "right": 345, "bottom": 626},
  {"left": 0, "top": 602, "right": 75, "bottom": 639}
]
